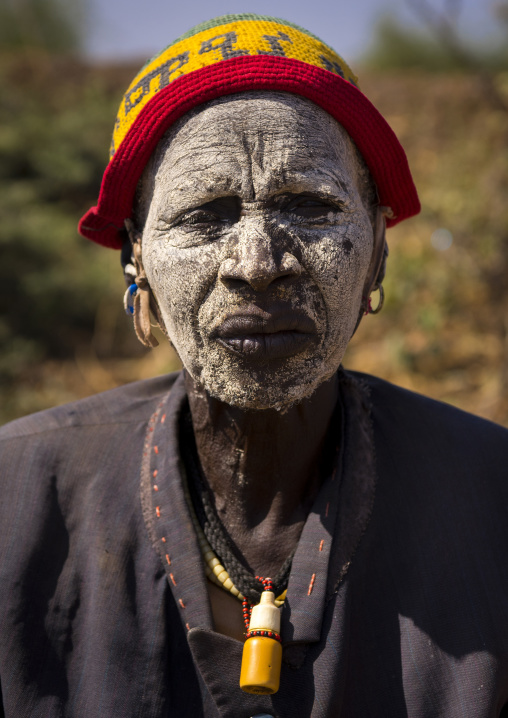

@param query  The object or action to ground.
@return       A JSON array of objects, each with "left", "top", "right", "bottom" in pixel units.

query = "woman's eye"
[
  {"left": 175, "top": 210, "right": 225, "bottom": 227},
  {"left": 282, "top": 195, "right": 342, "bottom": 217},
  {"left": 297, "top": 199, "right": 325, "bottom": 208},
  {"left": 174, "top": 197, "right": 240, "bottom": 229}
]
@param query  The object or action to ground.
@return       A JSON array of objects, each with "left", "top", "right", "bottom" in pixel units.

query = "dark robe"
[{"left": 0, "top": 370, "right": 507, "bottom": 717}]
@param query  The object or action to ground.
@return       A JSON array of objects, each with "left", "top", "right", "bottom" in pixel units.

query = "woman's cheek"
[
  {"left": 146, "top": 241, "right": 225, "bottom": 358},
  {"left": 302, "top": 232, "right": 361, "bottom": 300},
  {"left": 304, "top": 229, "right": 371, "bottom": 344}
]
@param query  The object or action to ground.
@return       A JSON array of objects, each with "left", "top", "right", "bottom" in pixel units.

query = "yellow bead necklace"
[{"left": 182, "top": 474, "right": 286, "bottom": 606}]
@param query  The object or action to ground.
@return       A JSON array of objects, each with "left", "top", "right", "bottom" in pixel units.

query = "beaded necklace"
[
  {"left": 182, "top": 457, "right": 285, "bottom": 694},
  {"left": 180, "top": 407, "right": 292, "bottom": 605},
  {"left": 181, "top": 468, "right": 286, "bottom": 607},
  {"left": 179, "top": 397, "right": 342, "bottom": 695}
]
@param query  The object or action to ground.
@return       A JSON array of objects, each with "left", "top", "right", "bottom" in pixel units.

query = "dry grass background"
[{"left": 346, "top": 70, "right": 508, "bottom": 424}]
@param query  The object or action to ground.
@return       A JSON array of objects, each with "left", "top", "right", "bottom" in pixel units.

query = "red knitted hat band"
[{"left": 79, "top": 17, "right": 420, "bottom": 249}]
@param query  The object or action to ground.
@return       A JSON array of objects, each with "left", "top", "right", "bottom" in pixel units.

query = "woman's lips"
[{"left": 214, "top": 309, "right": 317, "bottom": 360}]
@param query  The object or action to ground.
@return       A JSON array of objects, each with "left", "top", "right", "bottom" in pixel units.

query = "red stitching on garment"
[
  {"left": 319, "top": 539, "right": 324, "bottom": 551},
  {"left": 161, "top": 537, "right": 166, "bottom": 543},
  {"left": 153, "top": 484, "right": 158, "bottom": 491},
  {"left": 170, "top": 573, "right": 177, "bottom": 586},
  {"left": 161, "top": 414, "right": 166, "bottom": 424},
  {"left": 325, "top": 502, "right": 330, "bottom": 517},
  {"left": 186, "top": 623, "right": 190, "bottom": 631},
  {"left": 165, "top": 554, "right": 171, "bottom": 565},
  {"left": 156, "top": 506, "right": 161, "bottom": 518},
  {"left": 308, "top": 573, "right": 316, "bottom": 596},
  {"left": 179, "top": 599, "right": 186, "bottom": 609},
  {"left": 154, "top": 446, "right": 159, "bottom": 454},
  {"left": 153, "top": 469, "right": 158, "bottom": 478}
]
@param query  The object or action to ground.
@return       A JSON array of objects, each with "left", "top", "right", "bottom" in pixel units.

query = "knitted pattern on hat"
[{"left": 79, "top": 13, "right": 420, "bottom": 249}]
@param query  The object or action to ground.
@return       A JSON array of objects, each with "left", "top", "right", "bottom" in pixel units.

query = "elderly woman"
[{"left": 1, "top": 14, "right": 508, "bottom": 718}]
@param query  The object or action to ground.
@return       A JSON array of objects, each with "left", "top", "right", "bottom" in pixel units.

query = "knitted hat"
[{"left": 79, "top": 14, "right": 420, "bottom": 249}]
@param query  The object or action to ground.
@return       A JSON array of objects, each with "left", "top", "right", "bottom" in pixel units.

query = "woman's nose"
[{"left": 219, "top": 220, "right": 302, "bottom": 292}]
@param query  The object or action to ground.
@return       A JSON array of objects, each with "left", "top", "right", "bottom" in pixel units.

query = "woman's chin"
[{"left": 186, "top": 355, "right": 340, "bottom": 412}]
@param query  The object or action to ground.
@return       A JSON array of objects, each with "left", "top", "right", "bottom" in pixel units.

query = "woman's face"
[{"left": 140, "top": 93, "right": 374, "bottom": 410}]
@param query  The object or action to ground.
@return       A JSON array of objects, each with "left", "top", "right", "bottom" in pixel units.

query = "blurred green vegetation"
[
  {"left": 0, "top": 0, "right": 84, "bottom": 53},
  {"left": 364, "top": 16, "right": 508, "bottom": 72},
  {"left": 1, "top": 7, "right": 508, "bottom": 425},
  {"left": 0, "top": 54, "right": 179, "bottom": 420}
]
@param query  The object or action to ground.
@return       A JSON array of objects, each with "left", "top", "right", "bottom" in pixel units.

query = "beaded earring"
[{"left": 123, "top": 219, "right": 159, "bottom": 348}]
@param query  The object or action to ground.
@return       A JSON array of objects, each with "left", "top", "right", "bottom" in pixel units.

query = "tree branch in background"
[{"left": 405, "top": 0, "right": 508, "bottom": 111}]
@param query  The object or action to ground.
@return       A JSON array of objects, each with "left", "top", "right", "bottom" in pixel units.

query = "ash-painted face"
[{"left": 140, "top": 92, "right": 374, "bottom": 410}]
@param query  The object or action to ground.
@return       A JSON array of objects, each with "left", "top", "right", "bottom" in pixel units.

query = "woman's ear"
[
  {"left": 124, "top": 219, "right": 159, "bottom": 348},
  {"left": 351, "top": 207, "right": 388, "bottom": 335},
  {"left": 362, "top": 206, "right": 388, "bottom": 303}
]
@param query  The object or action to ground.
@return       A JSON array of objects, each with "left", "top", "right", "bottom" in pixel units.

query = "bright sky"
[{"left": 85, "top": 0, "right": 501, "bottom": 64}]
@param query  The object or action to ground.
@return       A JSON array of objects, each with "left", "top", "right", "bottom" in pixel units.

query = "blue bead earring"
[{"left": 123, "top": 283, "right": 138, "bottom": 316}]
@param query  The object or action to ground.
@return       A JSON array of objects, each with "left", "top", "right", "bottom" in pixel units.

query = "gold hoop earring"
[{"left": 367, "top": 284, "right": 384, "bottom": 315}]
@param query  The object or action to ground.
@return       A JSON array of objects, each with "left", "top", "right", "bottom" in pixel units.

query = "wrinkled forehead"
[{"left": 140, "top": 92, "right": 367, "bottom": 207}]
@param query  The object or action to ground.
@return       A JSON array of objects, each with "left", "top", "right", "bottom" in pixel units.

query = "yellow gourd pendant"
[{"left": 240, "top": 582, "right": 282, "bottom": 695}]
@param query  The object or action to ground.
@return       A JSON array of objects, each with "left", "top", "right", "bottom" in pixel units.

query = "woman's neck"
[{"left": 184, "top": 370, "right": 340, "bottom": 577}]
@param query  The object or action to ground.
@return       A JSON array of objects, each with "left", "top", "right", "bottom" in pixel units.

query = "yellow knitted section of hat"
[{"left": 110, "top": 18, "right": 359, "bottom": 160}]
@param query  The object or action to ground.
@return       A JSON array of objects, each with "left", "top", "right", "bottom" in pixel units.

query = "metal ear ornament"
[
  {"left": 123, "top": 283, "right": 138, "bottom": 316},
  {"left": 365, "top": 283, "right": 385, "bottom": 315},
  {"left": 123, "top": 219, "right": 159, "bottom": 348},
  {"left": 368, "top": 283, "right": 385, "bottom": 314}
]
